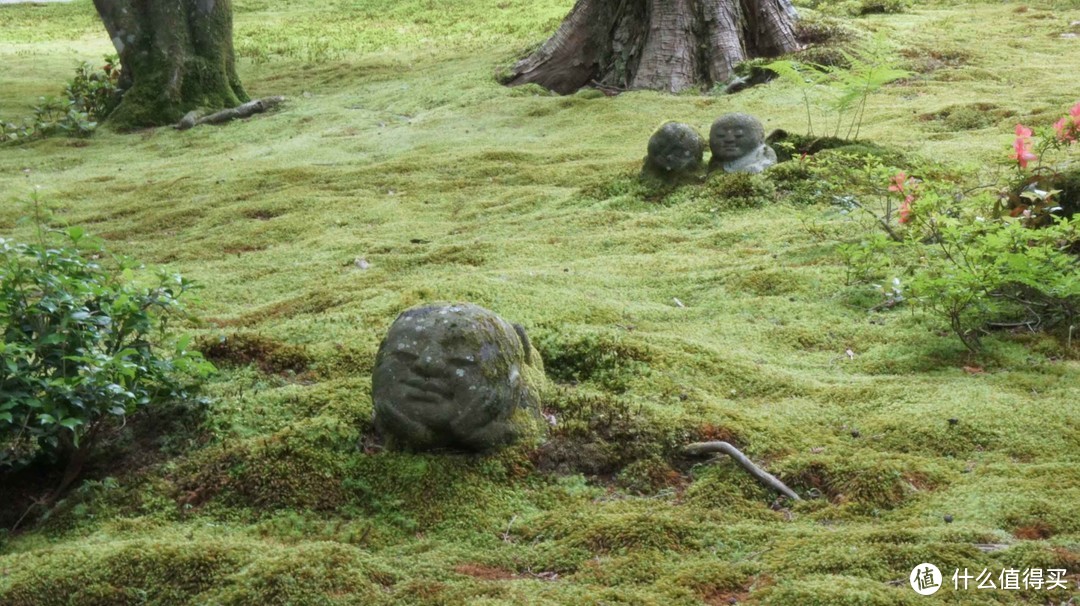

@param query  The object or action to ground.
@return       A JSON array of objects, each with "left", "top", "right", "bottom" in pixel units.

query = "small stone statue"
[
  {"left": 372, "top": 303, "right": 547, "bottom": 452},
  {"left": 709, "top": 113, "right": 777, "bottom": 174},
  {"left": 642, "top": 122, "right": 706, "bottom": 180}
]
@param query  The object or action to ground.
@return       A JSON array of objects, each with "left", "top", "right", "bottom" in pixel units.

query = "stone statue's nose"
[
  {"left": 412, "top": 347, "right": 447, "bottom": 375},
  {"left": 412, "top": 354, "right": 439, "bottom": 376}
]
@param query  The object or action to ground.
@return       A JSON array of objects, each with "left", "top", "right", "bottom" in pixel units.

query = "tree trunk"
[
  {"left": 506, "top": 0, "right": 799, "bottom": 94},
  {"left": 93, "top": 0, "right": 248, "bottom": 129}
]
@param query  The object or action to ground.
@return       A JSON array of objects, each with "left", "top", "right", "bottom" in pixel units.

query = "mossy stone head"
[
  {"left": 372, "top": 303, "right": 546, "bottom": 452},
  {"left": 647, "top": 122, "right": 706, "bottom": 172},
  {"left": 710, "top": 113, "right": 766, "bottom": 162}
]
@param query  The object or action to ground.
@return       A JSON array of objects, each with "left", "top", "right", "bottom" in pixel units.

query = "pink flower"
[
  {"left": 899, "top": 197, "right": 913, "bottom": 224},
  {"left": 1054, "top": 117, "right": 1076, "bottom": 143},
  {"left": 1070, "top": 102, "right": 1080, "bottom": 121},
  {"left": 888, "top": 171, "right": 908, "bottom": 192},
  {"left": 1015, "top": 124, "right": 1033, "bottom": 138},
  {"left": 1012, "top": 137, "right": 1037, "bottom": 168}
]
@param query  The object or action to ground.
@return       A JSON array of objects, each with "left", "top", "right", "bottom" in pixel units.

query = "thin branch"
[
  {"left": 502, "top": 515, "right": 517, "bottom": 542},
  {"left": 845, "top": 198, "right": 903, "bottom": 242},
  {"left": 684, "top": 441, "right": 801, "bottom": 501}
]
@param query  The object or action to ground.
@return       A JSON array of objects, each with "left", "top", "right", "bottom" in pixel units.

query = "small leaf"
[{"left": 59, "top": 417, "right": 83, "bottom": 430}]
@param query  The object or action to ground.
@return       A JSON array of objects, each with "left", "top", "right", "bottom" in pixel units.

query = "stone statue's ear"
[{"left": 513, "top": 323, "right": 532, "bottom": 365}]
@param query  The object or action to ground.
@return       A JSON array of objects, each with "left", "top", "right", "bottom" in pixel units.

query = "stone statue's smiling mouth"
[{"left": 404, "top": 377, "right": 454, "bottom": 399}]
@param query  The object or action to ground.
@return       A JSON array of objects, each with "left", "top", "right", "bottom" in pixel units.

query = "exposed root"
[
  {"left": 176, "top": 96, "right": 286, "bottom": 131},
  {"left": 684, "top": 440, "right": 801, "bottom": 501}
]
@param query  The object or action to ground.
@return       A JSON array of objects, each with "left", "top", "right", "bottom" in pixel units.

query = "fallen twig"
[
  {"left": 684, "top": 441, "right": 801, "bottom": 501},
  {"left": 502, "top": 515, "right": 517, "bottom": 543}
]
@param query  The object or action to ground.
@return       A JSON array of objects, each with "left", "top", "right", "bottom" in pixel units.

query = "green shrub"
[
  {"left": 1, "top": 56, "right": 120, "bottom": 144},
  {"left": 65, "top": 56, "right": 122, "bottom": 120},
  {"left": 0, "top": 199, "right": 213, "bottom": 469},
  {"left": 838, "top": 164, "right": 1080, "bottom": 352}
]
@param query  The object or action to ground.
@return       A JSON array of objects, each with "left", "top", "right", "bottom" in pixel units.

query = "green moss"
[
  {"left": 1, "top": 0, "right": 1079, "bottom": 604},
  {"left": 203, "top": 542, "right": 390, "bottom": 605},
  {"left": 0, "top": 539, "right": 251, "bottom": 606},
  {"left": 699, "top": 171, "right": 777, "bottom": 210},
  {"left": 532, "top": 327, "right": 652, "bottom": 391},
  {"left": 920, "top": 103, "right": 1017, "bottom": 131},
  {"left": 757, "top": 575, "right": 914, "bottom": 605},
  {"left": 776, "top": 453, "right": 952, "bottom": 510},
  {"left": 197, "top": 331, "right": 312, "bottom": 375}
]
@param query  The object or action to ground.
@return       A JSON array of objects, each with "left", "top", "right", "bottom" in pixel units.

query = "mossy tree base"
[
  {"left": 504, "top": 0, "right": 800, "bottom": 94},
  {"left": 93, "top": 0, "right": 248, "bottom": 129}
]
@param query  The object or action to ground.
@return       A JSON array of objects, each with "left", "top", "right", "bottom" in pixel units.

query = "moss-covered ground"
[{"left": 1, "top": 0, "right": 1079, "bottom": 604}]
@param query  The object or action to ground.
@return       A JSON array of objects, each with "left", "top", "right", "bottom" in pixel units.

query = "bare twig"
[
  {"left": 10, "top": 494, "right": 49, "bottom": 532},
  {"left": 844, "top": 197, "right": 903, "bottom": 242},
  {"left": 502, "top": 515, "right": 517, "bottom": 543},
  {"left": 684, "top": 441, "right": 801, "bottom": 501},
  {"left": 973, "top": 543, "right": 1010, "bottom": 553}
]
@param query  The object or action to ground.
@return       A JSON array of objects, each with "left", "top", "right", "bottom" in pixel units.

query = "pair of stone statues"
[{"left": 644, "top": 113, "right": 777, "bottom": 177}]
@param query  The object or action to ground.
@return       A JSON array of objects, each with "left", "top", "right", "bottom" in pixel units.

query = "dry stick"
[
  {"left": 502, "top": 515, "right": 517, "bottom": 542},
  {"left": 684, "top": 441, "right": 801, "bottom": 501}
]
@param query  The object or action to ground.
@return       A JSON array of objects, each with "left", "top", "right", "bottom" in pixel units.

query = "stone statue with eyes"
[
  {"left": 709, "top": 113, "right": 777, "bottom": 174},
  {"left": 372, "top": 303, "right": 547, "bottom": 452}
]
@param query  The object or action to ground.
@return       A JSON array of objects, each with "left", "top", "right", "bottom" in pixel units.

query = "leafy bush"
[
  {"left": 836, "top": 105, "right": 1080, "bottom": 352},
  {"left": 0, "top": 200, "right": 213, "bottom": 469},
  {"left": 1, "top": 56, "right": 120, "bottom": 144},
  {"left": 65, "top": 56, "right": 122, "bottom": 120}
]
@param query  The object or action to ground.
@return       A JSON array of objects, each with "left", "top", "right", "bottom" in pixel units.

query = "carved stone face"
[
  {"left": 710, "top": 113, "right": 765, "bottom": 162},
  {"left": 372, "top": 304, "right": 542, "bottom": 451},
  {"left": 647, "top": 122, "right": 705, "bottom": 172}
]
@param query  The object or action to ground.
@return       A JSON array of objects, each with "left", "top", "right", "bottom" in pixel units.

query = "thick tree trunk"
[
  {"left": 93, "top": 0, "right": 248, "bottom": 129},
  {"left": 505, "top": 0, "right": 799, "bottom": 94}
]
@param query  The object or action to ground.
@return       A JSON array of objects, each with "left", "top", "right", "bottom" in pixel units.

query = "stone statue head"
[
  {"left": 709, "top": 113, "right": 766, "bottom": 162},
  {"left": 647, "top": 122, "right": 706, "bottom": 172},
  {"left": 372, "top": 303, "right": 546, "bottom": 452}
]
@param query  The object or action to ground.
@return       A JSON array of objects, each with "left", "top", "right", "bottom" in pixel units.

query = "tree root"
[
  {"left": 176, "top": 96, "right": 285, "bottom": 131},
  {"left": 684, "top": 441, "right": 801, "bottom": 501}
]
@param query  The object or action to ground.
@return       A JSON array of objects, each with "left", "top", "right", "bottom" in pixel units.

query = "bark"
[
  {"left": 93, "top": 0, "right": 248, "bottom": 129},
  {"left": 505, "top": 0, "right": 800, "bottom": 94}
]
